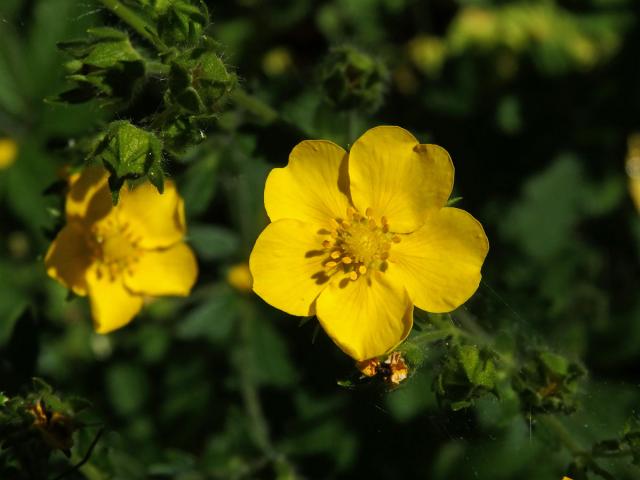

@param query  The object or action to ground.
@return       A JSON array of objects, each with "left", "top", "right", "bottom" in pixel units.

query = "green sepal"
[
  {"left": 434, "top": 343, "right": 498, "bottom": 410},
  {"left": 511, "top": 348, "right": 585, "bottom": 414},
  {"left": 155, "top": 0, "right": 209, "bottom": 47},
  {"left": 54, "top": 27, "right": 145, "bottom": 105},
  {"left": 92, "top": 121, "right": 165, "bottom": 203},
  {"left": 319, "top": 45, "right": 389, "bottom": 113}
]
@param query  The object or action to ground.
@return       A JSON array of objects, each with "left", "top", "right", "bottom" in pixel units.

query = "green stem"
[
  {"left": 410, "top": 328, "right": 455, "bottom": 345},
  {"left": 538, "top": 415, "right": 618, "bottom": 480},
  {"left": 99, "top": 0, "right": 162, "bottom": 49},
  {"left": 230, "top": 89, "right": 279, "bottom": 124},
  {"left": 146, "top": 61, "right": 170, "bottom": 76},
  {"left": 236, "top": 300, "right": 297, "bottom": 477},
  {"left": 238, "top": 302, "right": 272, "bottom": 455},
  {"left": 539, "top": 415, "right": 584, "bottom": 456}
]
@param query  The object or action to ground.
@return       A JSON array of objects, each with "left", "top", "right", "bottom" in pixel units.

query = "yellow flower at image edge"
[
  {"left": 45, "top": 167, "right": 198, "bottom": 332},
  {"left": 250, "top": 126, "right": 489, "bottom": 361},
  {"left": 0, "top": 137, "right": 18, "bottom": 169}
]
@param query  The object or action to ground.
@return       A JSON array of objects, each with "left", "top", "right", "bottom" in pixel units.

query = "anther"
[
  {"left": 382, "top": 224, "right": 389, "bottom": 233},
  {"left": 368, "top": 219, "right": 376, "bottom": 229},
  {"left": 325, "top": 261, "right": 338, "bottom": 269},
  {"left": 347, "top": 206, "right": 356, "bottom": 218},
  {"left": 365, "top": 207, "right": 373, "bottom": 217},
  {"left": 381, "top": 216, "right": 388, "bottom": 225},
  {"left": 392, "top": 235, "right": 401, "bottom": 243},
  {"left": 330, "top": 251, "right": 341, "bottom": 259},
  {"left": 358, "top": 265, "right": 367, "bottom": 275},
  {"left": 349, "top": 271, "right": 358, "bottom": 281},
  {"left": 342, "top": 256, "right": 353, "bottom": 264},
  {"left": 322, "top": 240, "right": 332, "bottom": 248}
]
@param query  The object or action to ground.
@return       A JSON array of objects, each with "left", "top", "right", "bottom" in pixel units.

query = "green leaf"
[
  {"left": 188, "top": 224, "right": 239, "bottom": 261},
  {"left": 105, "top": 364, "right": 149, "bottom": 416},
  {"left": 458, "top": 344, "right": 497, "bottom": 389},
  {"left": 247, "top": 317, "right": 297, "bottom": 388},
  {"left": 179, "top": 151, "right": 219, "bottom": 217},
  {"left": 176, "top": 285, "right": 238, "bottom": 343}
]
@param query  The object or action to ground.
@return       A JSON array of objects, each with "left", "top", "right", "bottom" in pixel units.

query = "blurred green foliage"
[{"left": 2, "top": 0, "right": 640, "bottom": 479}]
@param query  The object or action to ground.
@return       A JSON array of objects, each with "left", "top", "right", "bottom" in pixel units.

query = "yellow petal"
[
  {"left": 387, "top": 207, "right": 488, "bottom": 313},
  {"left": 265, "top": 140, "right": 351, "bottom": 225},
  {"left": 124, "top": 243, "right": 198, "bottom": 296},
  {"left": 315, "top": 272, "right": 413, "bottom": 361},
  {"left": 86, "top": 267, "right": 143, "bottom": 333},
  {"left": 44, "top": 222, "right": 93, "bottom": 296},
  {"left": 118, "top": 180, "right": 186, "bottom": 249},
  {"left": 348, "top": 126, "right": 454, "bottom": 232},
  {"left": 65, "top": 166, "right": 112, "bottom": 224},
  {"left": 0, "top": 138, "right": 18, "bottom": 169},
  {"left": 250, "top": 219, "right": 331, "bottom": 316}
]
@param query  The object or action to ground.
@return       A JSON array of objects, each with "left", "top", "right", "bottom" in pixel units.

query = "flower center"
[
  {"left": 320, "top": 207, "right": 401, "bottom": 281},
  {"left": 88, "top": 216, "right": 142, "bottom": 279}
]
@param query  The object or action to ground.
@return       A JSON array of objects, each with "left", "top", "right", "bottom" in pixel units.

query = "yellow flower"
[
  {"left": 227, "top": 262, "right": 254, "bottom": 293},
  {"left": 250, "top": 126, "right": 488, "bottom": 360},
  {"left": 627, "top": 133, "right": 640, "bottom": 212},
  {"left": 0, "top": 137, "right": 18, "bottom": 169},
  {"left": 45, "top": 166, "right": 198, "bottom": 333}
]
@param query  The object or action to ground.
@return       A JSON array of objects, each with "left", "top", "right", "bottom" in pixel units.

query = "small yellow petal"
[
  {"left": 227, "top": 262, "right": 253, "bottom": 293},
  {"left": 349, "top": 126, "right": 454, "bottom": 232},
  {"left": 0, "top": 138, "right": 18, "bottom": 169},
  {"left": 315, "top": 273, "right": 413, "bottom": 361},
  {"left": 250, "top": 219, "right": 331, "bottom": 316},
  {"left": 118, "top": 180, "right": 186, "bottom": 249},
  {"left": 44, "top": 222, "right": 93, "bottom": 296},
  {"left": 65, "top": 166, "right": 112, "bottom": 224},
  {"left": 264, "top": 140, "right": 351, "bottom": 226},
  {"left": 124, "top": 243, "right": 198, "bottom": 297},
  {"left": 387, "top": 207, "right": 488, "bottom": 313},
  {"left": 86, "top": 267, "right": 143, "bottom": 333}
]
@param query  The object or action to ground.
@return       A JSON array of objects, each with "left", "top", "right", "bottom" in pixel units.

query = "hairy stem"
[
  {"left": 99, "top": 0, "right": 161, "bottom": 49},
  {"left": 230, "top": 89, "right": 279, "bottom": 124},
  {"left": 237, "top": 300, "right": 297, "bottom": 477}
]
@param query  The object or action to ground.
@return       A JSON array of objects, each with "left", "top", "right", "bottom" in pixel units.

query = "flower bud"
[{"left": 319, "top": 45, "right": 389, "bottom": 112}]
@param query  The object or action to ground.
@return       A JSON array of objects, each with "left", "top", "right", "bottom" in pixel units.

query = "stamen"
[
  {"left": 347, "top": 206, "right": 356, "bottom": 219},
  {"left": 316, "top": 207, "right": 399, "bottom": 280}
]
